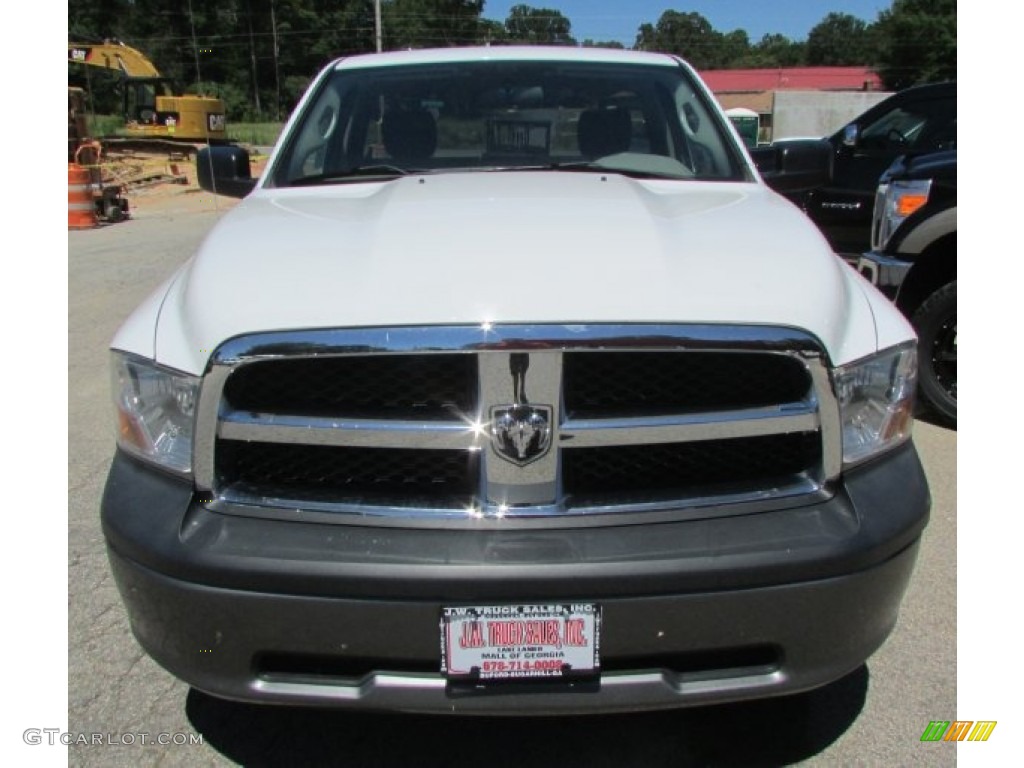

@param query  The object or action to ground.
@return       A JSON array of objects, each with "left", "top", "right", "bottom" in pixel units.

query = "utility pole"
[
  {"left": 187, "top": 0, "right": 202, "bottom": 85},
  {"left": 375, "top": 0, "right": 383, "bottom": 52},
  {"left": 246, "top": 0, "right": 261, "bottom": 118},
  {"left": 271, "top": 0, "right": 281, "bottom": 121}
]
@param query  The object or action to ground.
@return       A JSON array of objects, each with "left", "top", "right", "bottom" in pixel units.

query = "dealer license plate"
[{"left": 440, "top": 603, "right": 601, "bottom": 682}]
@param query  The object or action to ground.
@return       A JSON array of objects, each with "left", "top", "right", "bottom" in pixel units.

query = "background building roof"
[{"left": 699, "top": 67, "right": 882, "bottom": 93}]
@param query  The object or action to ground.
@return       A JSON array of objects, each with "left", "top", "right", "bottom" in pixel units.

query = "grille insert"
[
  {"left": 217, "top": 440, "right": 478, "bottom": 507},
  {"left": 564, "top": 352, "right": 811, "bottom": 417},
  {"left": 563, "top": 433, "right": 822, "bottom": 505},
  {"left": 223, "top": 354, "right": 477, "bottom": 419}
]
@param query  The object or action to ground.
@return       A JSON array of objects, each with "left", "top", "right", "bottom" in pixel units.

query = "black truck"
[
  {"left": 784, "top": 81, "right": 956, "bottom": 260},
  {"left": 754, "top": 82, "right": 957, "bottom": 425},
  {"left": 858, "top": 149, "right": 957, "bottom": 425}
]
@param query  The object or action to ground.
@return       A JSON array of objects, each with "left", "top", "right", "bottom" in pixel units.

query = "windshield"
[
  {"left": 272, "top": 59, "right": 747, "bottom": 186},
  {"left": 859, "top": 102, "right": 957, "bottom": 154}
]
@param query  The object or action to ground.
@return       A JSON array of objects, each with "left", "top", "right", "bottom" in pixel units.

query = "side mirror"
[
  {"left": 750, "top": 139, "right": 833, "bottom": 195},
  {"left": 196, "top": 146, "right": 258, "bottom": 198},
  {"left": 842, "top": 123, "right": 859, "bottom": 147}
]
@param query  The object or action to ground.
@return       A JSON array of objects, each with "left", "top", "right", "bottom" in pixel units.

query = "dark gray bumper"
[{"left": 102, "top": 445, "right": 929, "bottom": 714}]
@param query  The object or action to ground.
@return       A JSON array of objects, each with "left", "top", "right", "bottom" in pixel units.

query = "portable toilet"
[{"left": 725, "top": 107, "right": 760, "bottom": 149}]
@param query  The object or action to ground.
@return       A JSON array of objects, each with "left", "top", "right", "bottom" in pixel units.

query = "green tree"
[
  {"left": 477, "top": 18, "right": 509, "bottom": 44},
  {"left": 69, "top": 0, "right": 134, "bottom": 41},
  {"left": 581, "top": 39, "right": 625, "bottom": 50},
  {"left": 746, "top": 33, "right": 806, "bottom": 67},
  {"left": 384, "top": 0, "right": 486, "bottom": 48},
  {"left": 717, "top": 30, "right": 751, "bottom": 68},
  {"left": 874, "top": 0, "right": 956, "bottom": 89},
  {"left": 806, "top": 12, "right": 875, "bottom": 65},
  {"left": 504, "top": 4, "right": 575, "bottom": 45},
  {"left": 634, "top": 11, "right": 723, "bottom": 69}
]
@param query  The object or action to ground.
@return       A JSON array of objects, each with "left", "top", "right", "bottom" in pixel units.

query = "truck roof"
[{"left": 332, "top": 46, "right": 682, "bottom": 71}]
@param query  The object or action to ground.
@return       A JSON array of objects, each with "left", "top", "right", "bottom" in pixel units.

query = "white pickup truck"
[{"left": 102, "top": 46, "right": 929, "bottom": 714}]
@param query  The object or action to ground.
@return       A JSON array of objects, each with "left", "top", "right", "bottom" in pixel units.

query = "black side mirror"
[
  {"left": 196, "top": 146, "right": 258, "bottom": 198},
  {"left": 750, "top": 139, "right": 833, "bottom": 195}
]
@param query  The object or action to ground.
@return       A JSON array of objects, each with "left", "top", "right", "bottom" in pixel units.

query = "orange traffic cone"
[{"left": 68, "top": 163, "right": 98, "bottom": 230}]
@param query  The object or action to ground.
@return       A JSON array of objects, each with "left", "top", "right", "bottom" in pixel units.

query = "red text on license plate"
[{"left": 440, "top": 603, "right": 600, "bottom": 681}]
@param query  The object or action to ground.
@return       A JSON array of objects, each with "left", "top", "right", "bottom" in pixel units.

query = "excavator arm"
[{"left": 68, "top": 41, "right": 162, "bottom": 78}]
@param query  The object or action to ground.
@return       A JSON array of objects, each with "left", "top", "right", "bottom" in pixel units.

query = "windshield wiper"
[
  {"left": 490, "top": 161, "right": 604, "bottom": 173},
  {"left": 288, "top": 164, "right": 414, "bottom": 186},
  {"left": 500, "top": 161, "right": 687, "bottom": 180}
]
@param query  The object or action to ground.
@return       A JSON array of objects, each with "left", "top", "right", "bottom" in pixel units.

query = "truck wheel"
[{"left": 911, "top": 281, "right": 956, "bottom": 426}]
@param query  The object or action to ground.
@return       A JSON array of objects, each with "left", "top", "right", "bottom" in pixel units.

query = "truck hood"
[
  {"left": 881, "top": 149, "right": 957, "bottom": 184},
  {"left": 130, "top": 172, "right": 886, "bottom": 374}
]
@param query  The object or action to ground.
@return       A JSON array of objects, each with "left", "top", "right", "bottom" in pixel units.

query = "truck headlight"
[
  {"left": 874, "top": 178, "right": 931, "bottom": 250},
  {"left": 111, "top": 352, "right": 199, "bottom": 474},
  {"left": 834, "top": 343, "right": 917, "bottom": 467}
]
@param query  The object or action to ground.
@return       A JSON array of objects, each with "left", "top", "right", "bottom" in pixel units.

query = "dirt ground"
[{"left": 94, "top": 149, "right": 268, "bottom": 219}]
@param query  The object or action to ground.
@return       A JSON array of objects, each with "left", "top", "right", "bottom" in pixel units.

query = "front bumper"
[
  {"left": 102, "top": 445, "right": 929, "bottom": 715},
  {"left": 856, "top": 250, "right": 913, "bottom": 300}
]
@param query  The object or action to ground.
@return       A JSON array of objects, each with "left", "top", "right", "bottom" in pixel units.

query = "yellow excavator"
[{"left": 68, "top": 40, "right": 227, "bottom": 143}]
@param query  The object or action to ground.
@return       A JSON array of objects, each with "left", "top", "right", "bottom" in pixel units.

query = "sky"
[{"left": 482, "top": 1, "right": 892, "bottom": 47}]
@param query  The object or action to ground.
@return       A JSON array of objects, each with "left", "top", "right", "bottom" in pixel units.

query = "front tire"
[{"left": 911, "top": 281, "right": 956, "bottom": 426}]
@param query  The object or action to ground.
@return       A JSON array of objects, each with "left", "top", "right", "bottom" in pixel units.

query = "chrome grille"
[{"left": 194, "top": 325, "right": 840, "bottom": 522}]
